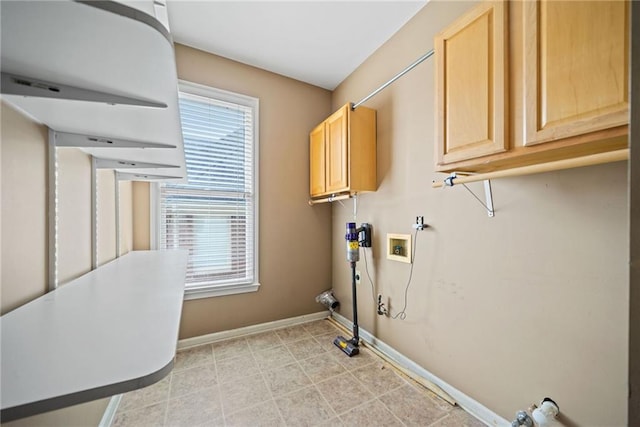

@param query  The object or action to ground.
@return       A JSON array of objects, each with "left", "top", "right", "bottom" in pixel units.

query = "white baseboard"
[
  {"left": 177, "top": 311, "right": 330, "bottom": 350},
  {"left": 98, "top": 394, "right": 122, "bottom": 427},
  {"left": 331, "top": 312, "right": 510, "bottom": 427}
]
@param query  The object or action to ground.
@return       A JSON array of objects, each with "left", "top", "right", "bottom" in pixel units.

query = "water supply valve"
[
  {"left": 531, "top": 398, "right": 559, "bottom": 427},
  {"left": 511, "top": 411, "right": 533, "bottom": 427},
  {"left": 512, "top": 398, "right": 559, "bottom": 427}
]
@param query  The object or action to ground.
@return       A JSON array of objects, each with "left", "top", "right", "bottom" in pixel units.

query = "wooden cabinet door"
[
  {"left": 309, "top": 123, "right": 326, "bottom": 196},
  {"left": 325, "top": 105, "right": 349, "bottom": 193},
  {"left": 435, "top": 1, "right": 508, "bottom": 166},
  {"left": 524, "top": 0, "right": 628, "bottom": 146}
]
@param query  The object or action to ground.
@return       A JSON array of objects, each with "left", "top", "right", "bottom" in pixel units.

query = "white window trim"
[{"left": 151, "top": 80, "right": 260, "bottom": 300}]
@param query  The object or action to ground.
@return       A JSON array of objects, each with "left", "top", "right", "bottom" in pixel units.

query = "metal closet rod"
[{"left": 351, "top": 49, "right": 435, "bottom": 110}]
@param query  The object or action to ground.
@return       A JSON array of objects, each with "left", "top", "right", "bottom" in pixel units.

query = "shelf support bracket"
[
  {"left": 115, "top": 172, "right": 121, "bottom": 259},
  {"left": 47, "top": 129, "right": 58, "bottom": 291},
  {"left": 91, "top": 156, "right": 98, "bottom": 270},
  {"left": 443, "top": 173, "right": 495, "bottom": 217},
  {"left": 483, "top": 180, "right": 495, "bottom": 218}
]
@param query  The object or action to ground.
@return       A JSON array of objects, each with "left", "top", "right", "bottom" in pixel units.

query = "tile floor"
[{"left": 112, "top": 319, "right": 485, "bottom": 427}]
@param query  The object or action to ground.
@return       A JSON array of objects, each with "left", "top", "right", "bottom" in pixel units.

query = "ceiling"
[{"left": 165, "top": 1, "right": 427, "bottom": 90}]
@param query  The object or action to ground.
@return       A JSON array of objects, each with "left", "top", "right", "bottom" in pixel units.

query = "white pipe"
[{"left": 532, "top": 399, "right": 559, "bottom": 427}]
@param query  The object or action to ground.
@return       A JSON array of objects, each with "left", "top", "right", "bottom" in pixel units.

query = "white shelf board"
[
  {"left": 0, "top": 1, "right": 186, "bottom": 180},
  {"left": 0, "top": 250, "right": 188, "bottom": 421}
]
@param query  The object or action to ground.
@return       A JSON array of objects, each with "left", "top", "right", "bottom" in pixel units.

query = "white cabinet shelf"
[
  {"left": 0, "top": 1, "right": 186, "bottom": 180},
  {"left": 0, "top": 250, "right": 188, "bottom": 422}
]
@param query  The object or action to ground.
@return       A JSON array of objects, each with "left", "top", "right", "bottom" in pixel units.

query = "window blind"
[{"left": 160, "top": 90, "right": 255, "bottom": 290}]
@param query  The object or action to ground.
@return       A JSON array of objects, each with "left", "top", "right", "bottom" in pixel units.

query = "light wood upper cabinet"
[
  {"left": 326, "top": 106, "right": 349, "bottom": 193},
  {"left": 309, "top": 123, "right": 326, "bottom": 196},
  {"left": 309, "top": 104, "right": 376, "bottom": 199},
  {"left": 524, "top": 0, "right": 629, "bottom": 145},
  {"left": 434, "top": 0, "right": 629, "bottom": 174},
  {"left": 435, "top": 1, "right": 508, "bottom": 166}
]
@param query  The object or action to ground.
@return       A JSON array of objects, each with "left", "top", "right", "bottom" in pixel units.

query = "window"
[{"left": 156, "top": 82, "right": 259, "bottom": 299}]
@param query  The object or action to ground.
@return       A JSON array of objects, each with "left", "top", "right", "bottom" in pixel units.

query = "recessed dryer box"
[{"left": 386, "top": 233, "right": 411, "bottom": 263}]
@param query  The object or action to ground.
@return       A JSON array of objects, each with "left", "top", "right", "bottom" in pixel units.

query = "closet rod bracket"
[
  {"left": 442, "top": 173, "right": 495, "bottom": 217},
  {"left": 483, "top": 180, "right": 495, "bottom": 218}
]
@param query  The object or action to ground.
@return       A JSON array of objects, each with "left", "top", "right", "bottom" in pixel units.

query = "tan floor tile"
[
  {"left": 216, "top": 352, "right": 260, "bottom": 384},
  {"left": 316, "top": 373, "right": 375, "bottom": 415},
  {"left": 220, "top": 373, "right": 271, "bottom": 415},
  {"left": 332, "top": 346, "right": 377, "bottom": 371},
  {"left": 314, "top": 333, "right": 341, "bottom": 353},
  {"left": 302, "top": 320, "right": 339, "bottom": 337},
  {"left": 117, "top": 375, "right": 171, "bottom": 413},
  {"left": 225, "top": 400, "right": 285, "bottom": 427},
  {"left": 285, "top": 337, "right": 327, "bottom": 361},
  {"left": 431, "top": 407, "right": 486, "bottom": 427},
  {"left": 275, "top": 325, "right": 314, "bottom": 343},
  {"left": 166, "top": 387, "right": 223, "bottom": 427},
  {"left": 411, "top": 381, "right": 454, "bottom": 412},
  {"left": 212, "top": 337, "right": 250, "bottom": 361},
  {"left": 246, "top": 330, "right": 283, "bottom": 352},
  {"left": 114, "top": 330, "right": 484, "bottom": 427},
  {"left": 351, "top": 362, "right": 405, "bottom": 397},
  {"left": 378, "top": 383, "right": 451, "bottom": 426},
  {"left": 193, "top": 421, "right": 228, "bottom": 427},
  {"left": 170, "top": 363, "right": 217, "bottom": 398},
  {"left": 254, "top": 344, "right": 296, "bottom": 371},
  {"left": 314, "top": 417, "right": 344, "bottom": 427},
  {"left": 274, "top": 386, "right": 336, "bottom": 426},
  {"left": 174, "top": 345, "right": 213, "bottom": 371},
  {"left": 298, "top": 353, "right": 346, "bottom": 383},
  {"left": 338, "top": 399, "right": 403, "bottom": 427},
  {"left": 112, "top": 401, "right": 167, "bottom": 427},
  {"left": 263, "top": 362, "right": 313, "bottom": 397}
]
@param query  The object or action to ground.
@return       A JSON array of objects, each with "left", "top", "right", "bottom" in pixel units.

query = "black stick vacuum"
[{"left": 334, "top": 222, "right": 371, "bottom": 357}]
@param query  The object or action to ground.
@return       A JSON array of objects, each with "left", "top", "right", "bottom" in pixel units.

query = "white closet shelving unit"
[
  {"left": 1, "top": 1, "right": 189, "bottom": 421},
  {"left": 1, "top": 0, "right": 186, "bottom": 178}
]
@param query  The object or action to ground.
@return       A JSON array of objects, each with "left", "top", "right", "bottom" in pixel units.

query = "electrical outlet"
[
  {"left": 355, "top": 270, "right": 361, "bottom": 285},
  {"left": 377, "top": 293, "right": 389, "bottom": 316},
  {"left": 412, "top": 216, "right": 425, "bottom": 230}
]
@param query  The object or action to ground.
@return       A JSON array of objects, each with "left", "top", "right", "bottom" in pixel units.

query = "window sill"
[{"left": 183, "top": 282, "right": 260, "bottom": 300}]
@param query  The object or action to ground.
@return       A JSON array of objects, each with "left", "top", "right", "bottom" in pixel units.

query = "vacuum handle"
[{"left": 351, "top": 263, "right": 359, "bottom": 343}]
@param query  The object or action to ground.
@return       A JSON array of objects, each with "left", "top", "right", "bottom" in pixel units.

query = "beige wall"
[
  {"left": 132, "top": 181, "right": 150, "bottom": 250},
  {"left": 57, "top": 147, "right": 92, "bottom": 284},
  {"left": 119, "top": 180, "right": 133, "bottom": 255},
  {"left": 1, "top": 109, "right": 130, "bottom": 424},
  {"left": 330, "top": 1, "right": 629, "bottom": 426},
  {"left": 148, "top": 44, "right": 334, "bottom": 338},
  {"left": 1, "top": 102, "right": 48, "bottom": 314},
  {"left": 97, "top": 169, "right": 116, "bottom": 266}
]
